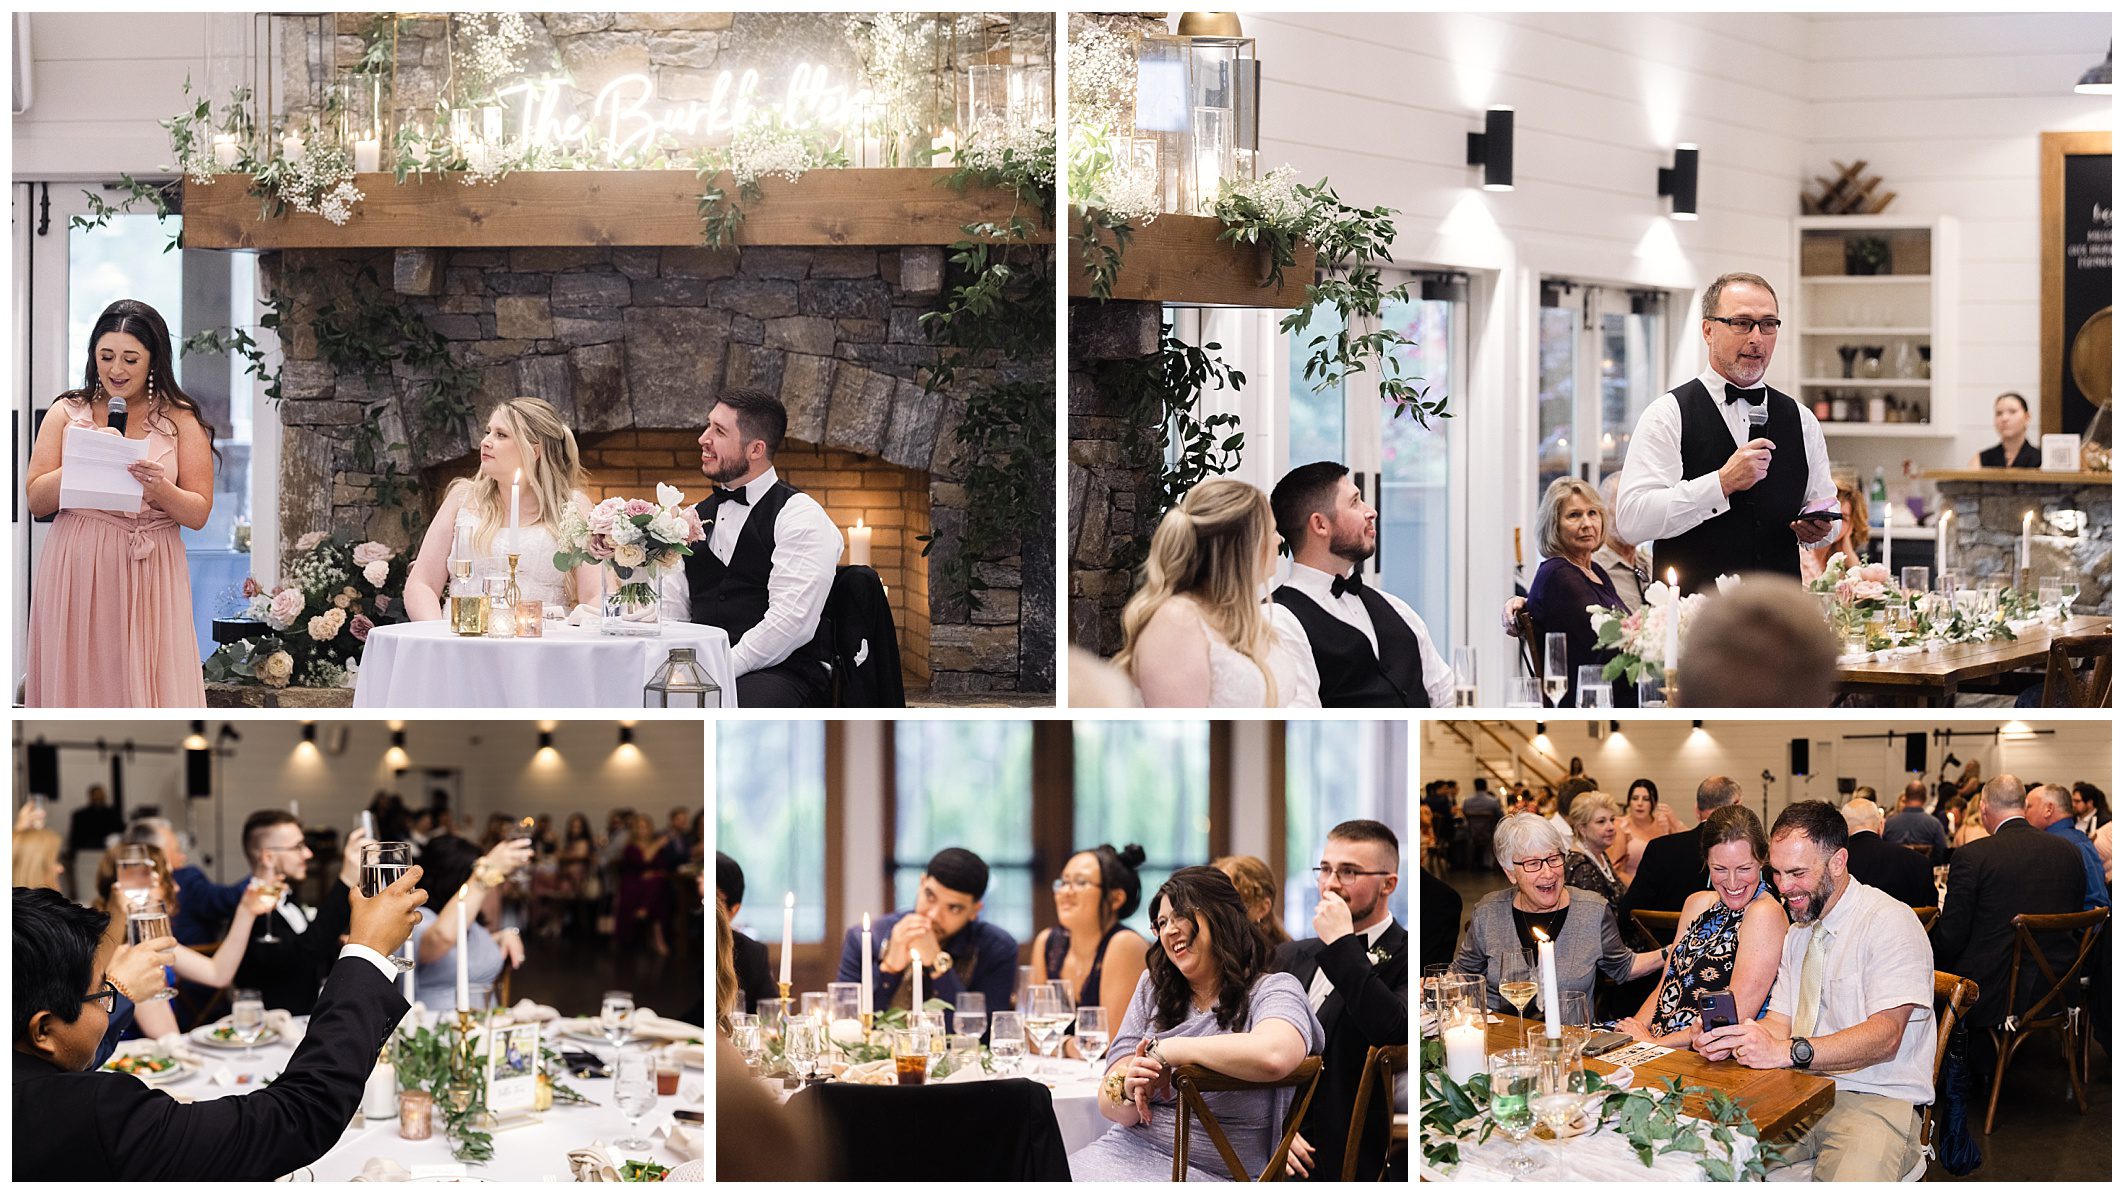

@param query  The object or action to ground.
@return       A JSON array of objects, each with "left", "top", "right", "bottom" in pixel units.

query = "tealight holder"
[
  {"left": 484, "top": 577, "right": 516, "bottom": 639},
  {"left": 515, "top": 600, "right": 545, "bottom": 636}
]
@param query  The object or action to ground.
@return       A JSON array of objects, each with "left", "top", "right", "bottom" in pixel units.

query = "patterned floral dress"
[{"left": 1649, "top": 879, "right": 1775, "bottom": 1035}]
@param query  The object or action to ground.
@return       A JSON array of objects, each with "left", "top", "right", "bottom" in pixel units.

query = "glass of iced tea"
[{"left": 892, "top": 1029, "right": 929, "bottom": 1086}]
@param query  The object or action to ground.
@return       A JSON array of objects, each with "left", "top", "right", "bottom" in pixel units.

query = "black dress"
[
  {"left": 1526, "top": 556, "right": 1632, "bottom": 707},
  {"left": 1978, "top": 441, "right": 2041, "bottom": 469}
]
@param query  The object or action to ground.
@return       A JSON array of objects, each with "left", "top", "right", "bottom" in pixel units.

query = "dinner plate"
[
  {"left": 101, "top": 1054, "right": 199, "bottom": 1085},
  {"left": 191, "top": 1022, "right": 280, "bottom": 1050}
]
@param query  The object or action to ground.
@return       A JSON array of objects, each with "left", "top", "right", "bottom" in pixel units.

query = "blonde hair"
[
  {"left": 1834, "top": 477, "right": 1871, "bottom": 553},
  {"left": 13, "top": 828, "right": 63, "bottom": 891},
  {"left": 1536, "top": 476, "right": 1605, "bottom": 560},
  {"left": 1565, "top": 790, "right": 1620, "bottom": 843},
  {"left": 449, "top": 396, "right": 587, "bottom": 575},
  {"left": 716, "top": 897, "right": 738, "bottom": 1034},
  {"left": 1114, "top": 480, "right": 1279, "bottom": 705},
  {"left": 1211, "top": 854, "right": 1291, "bottom": 946}
]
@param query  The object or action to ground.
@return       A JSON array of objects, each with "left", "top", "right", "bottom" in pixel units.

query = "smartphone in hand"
[{"left": 1698, "top": 989, "right": 1740, "bottom": 1032}]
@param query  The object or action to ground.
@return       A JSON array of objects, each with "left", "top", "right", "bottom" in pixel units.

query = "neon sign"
[{"left": 492, "top": 67, "right": 874, "bottom": 157}]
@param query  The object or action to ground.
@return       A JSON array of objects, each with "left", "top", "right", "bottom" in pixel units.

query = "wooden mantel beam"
[
  {"left": 1069, "top": 211, "right": 1313, "bottom": 308},
  {"left": 181, "top": 168, "right": 1051, "bottom": 251}
]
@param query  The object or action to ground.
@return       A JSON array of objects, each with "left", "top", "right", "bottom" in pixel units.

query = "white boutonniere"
[{"left": 1367, "top": 944, "right": 1391, "bottom": 967}]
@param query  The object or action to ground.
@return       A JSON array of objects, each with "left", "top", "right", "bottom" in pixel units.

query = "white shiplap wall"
[
  {"left": 16, "top": 719, "right": 704, "bottom": 884},
  {"left": 11, "top": 13, "right": 249, "bottom": 181},
  {"left": 1422, "top": 717, "right": 2110, "bottom": 829},
  {"left": 1802, "top": 13, "right": 2113, "bottom": 483}
]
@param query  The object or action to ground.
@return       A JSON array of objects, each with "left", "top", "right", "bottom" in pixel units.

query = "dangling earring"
[{"left": 147, "top": 372, "right": 156, "bottom": 407}]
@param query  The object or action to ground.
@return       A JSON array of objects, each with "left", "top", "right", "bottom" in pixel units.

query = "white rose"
[
  {"left": 655, "top": 482, "right": 687, "bottom": 510},
  {"left": 363, "top": 559, "right": 390, "bottom": 587},
  {"left": 648, "top": 510, "right": 687, "bottom": 545},
  {"left": 609, "top": 519, "right": 644, "bottom": 547},
  {"left": 613, "top": 542, "right": 648, "bottom": 569}
]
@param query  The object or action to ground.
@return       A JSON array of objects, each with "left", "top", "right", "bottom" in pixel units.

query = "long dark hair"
[
  {"left": 1082, "top": 842, "right": 1146, "bottom": 930},
  {"left": 414, "top": 835, "right": 481, "bottom": 911},
  {"left": 67, "top": 300, "right": 220, "bottom": 454},
  {"left": 1144, "top": 866, "right": 1271, "bottom": 1033}
]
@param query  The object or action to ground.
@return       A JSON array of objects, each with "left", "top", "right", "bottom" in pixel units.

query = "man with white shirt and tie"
[
  {"left": 1615, "top": 272, "right": 1841, "bottom": 596},
  {"left": 1268, "top": 461, "right": 1454, "bottom": 707},
  {"left": 1272, "top": 820, "right": 1407, "bottom": 1181},
  {"left": 658, "top": 388, "right": 841, "bottom": 707}
]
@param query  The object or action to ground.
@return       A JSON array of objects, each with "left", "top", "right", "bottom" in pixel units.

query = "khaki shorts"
[{"left": 1772, "top": 1090, "right": 1922, "bottom": 1181}]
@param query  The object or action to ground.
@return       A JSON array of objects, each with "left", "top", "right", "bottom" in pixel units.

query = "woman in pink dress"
[{"left": 24, "top": 300, "right": 214, "bottom": 706}]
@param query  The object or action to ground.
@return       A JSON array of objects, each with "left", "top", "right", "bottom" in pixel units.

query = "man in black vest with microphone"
[
  {"left": 1269, "top": 461, "right": 1454, "bottom": 707},
  {"left": 660, "top": 388, "right": 841, "bottom": 706},
  {"left": 1615, "top": 272, "right": 1840, "bottom": 595}
]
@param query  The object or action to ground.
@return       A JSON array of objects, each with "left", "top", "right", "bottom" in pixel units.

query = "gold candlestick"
[
  {"left": 778, "top": 981, "right": 792, "bottom": 1001},
  {"left": 445, "top": 1008, "right": 480, "bottom": 1113},
  {"left": 1663, "top": 666, "right": 1680, "bottom": 709},
  {"left": 505, "top": 552, "right": 522, "bottom": 610}
]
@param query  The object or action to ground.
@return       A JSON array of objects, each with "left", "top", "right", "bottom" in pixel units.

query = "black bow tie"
[
  {"left": 1724, "top": 383, "right": 1767, "bottom": 406},
  {"left": 707, "top": 486, "right": 750, "bottom": 511},
  {"left": 1331, "top": 572, "right": 1365, "bottom": 599}
]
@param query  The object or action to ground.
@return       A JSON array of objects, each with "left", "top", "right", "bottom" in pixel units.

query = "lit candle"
[
  {"left": 354, "top": 137, "right": 382, "bottom": 174},
  {"left": 1881, "top": 498, "right": 1893, "bottom": 572},
  {"left": 454, "top": 888, "right": 469, "bottom": 1012},
  {"left": 211, "top": 134, "right": 239, "bottom": 169},
  {"left": 1534, "top": 928, "right": 1561, "bottom": 1039},
  {"left": 780, "top": 892, "right": 794, "bottom": 986},
  {"left": 847, "top": 518, "right": 872, "bottom": 566},
  {"left": 2020, "top": 510, "right": 2034, "bottom": 581},
  {"left": 281, "top": 132, "right": 305, "bottom": 162},
  {"left": 510, "top": 469, "right": 522, "bottom": 550},
  {"left": 1936, "top": 508, "right": 1954, "bottom": 579},
  {"left": 1663, "top": 568, "right": 1681, "bottom": 668},
  {"left": 930, "top": 127, "right": 957, "bottom": 164},
  {"left": 860, "top": 913, "right": 873, "bottom": 1017},
  {"left": 911, "top": 948, "right": 923, "bottom": 1009},
  {"left": 1443, "top": 1018, "right": 1487, "bottom": 1085}
]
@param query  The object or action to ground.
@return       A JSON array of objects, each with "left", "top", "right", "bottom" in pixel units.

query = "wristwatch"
[
  {"left": 929, "top": 949, "right": 954, "bottom": 978},
  {"left": 1789, "top": 1036, "right": 1813, "bottom": 1068}
]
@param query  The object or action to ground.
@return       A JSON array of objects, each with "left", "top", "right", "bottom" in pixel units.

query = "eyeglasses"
[
  {"left": 83, "top": 980, "right": 121, "bottom": 1014},
  {"left": 1313, "top": 865, "right": 1394, "bottom": 883},
  {"left": 1514, "top": 853, "right": 1568, "bottom": 874},
  {"left": 1705, "top": 315, "right": 1781, "bottom": 335},
  {"left": 257, "top": 842, "right": 307, "bottom": 855},
  {"left": 1050, "top": 878, "right": 1097, "bottom": 892}
]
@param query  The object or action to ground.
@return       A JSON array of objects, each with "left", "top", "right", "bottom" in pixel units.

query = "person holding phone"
[
  {"left": 1615, "top": 805, "right": 1788, "bottom": 1048},
  {"left": 1614, "top": 273, "right": 1840, "bottom": 596}
]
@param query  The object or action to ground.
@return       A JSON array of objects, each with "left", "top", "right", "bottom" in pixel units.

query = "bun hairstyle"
[
  {"left": 1113, "top": 479, "right": 1279, "bottom": 704},
  {"left": 67, "top": 299, "right": 219, "bottom": 457},
  {"left": 1088, "top": 842, "right": 1147, "bottom": 926}
]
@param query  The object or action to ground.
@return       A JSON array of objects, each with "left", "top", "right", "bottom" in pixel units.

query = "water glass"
[
  {"left": 827, "top": 982, "right": 863, "bottom": 1026},
  {"left": 2061, "top": 578, "right": 2081, "bottom": 614},
  {"left": 231, "top": 988, "right": 266, "bottom": 1061},
  {"left": 612, "top": 1047, "right": 658, "bottom": 1150},
  {"left": 1487, "top": 1048, "right": 1541, "bottom": 1178},
  {"left": 1452, "top": 646, "right": 1479, "bottom": 707},
  {"left": 1505, "top": 676, "right": 1544, "bottom": 708},
  {"left": 988, "top": 1011, "right": 1025, "bottom": 1075},
  {"left": 1900, "top": 566, "right": 1930, "bottom": 596},
  {"left": 1574, "top": 666, "right": 1610, "bottom": 707},
  {"left": 1075, "top": 1006, "right": 1110, "bottom": 1076},
  {"left": 2039, "top": 576, "right": 2064, "bottom": 617},
  {"left": 729, "top": 1013, "right": 763, "bottom": 1071},
  {"left": 1635, "top": 673, "right": 1668, "bottom": 708},
  {"left": 799, "top": 991, "right": 830, "bottom": 1026},
  {"left": 601, "top": 989, "right": 636, "bottom": 1052},
  {"left": 954, "top": 991, "right": 988, "bottom": 1040}
]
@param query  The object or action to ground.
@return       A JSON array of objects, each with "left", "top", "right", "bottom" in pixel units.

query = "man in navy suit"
[{"left": 1273, "top": 820, "right": 1407, "bottom": 1181}]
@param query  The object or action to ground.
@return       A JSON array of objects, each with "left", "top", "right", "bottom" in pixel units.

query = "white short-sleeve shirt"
[{"left": 1765, "top": 877, "right": 1937, "bottom": 1104}]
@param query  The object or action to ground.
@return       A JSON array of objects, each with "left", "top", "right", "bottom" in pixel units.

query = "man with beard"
[
  {"left": 1273, "top": 820, "right": 1406, "bottom": 1181},
  {"left": 660, "top": 388, "right": 841, "bottom": 706},
  {"left": 1614, "top": 273, "right": 1841, "bottom": 596},
  {"left": 1700, "top": 800, "right": 1934, "bottom": 1181},
  {"left": 1268, "top": 462, "right": 1452, "bottom": 707}
]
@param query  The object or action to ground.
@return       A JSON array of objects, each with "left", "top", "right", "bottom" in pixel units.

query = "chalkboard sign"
[{"left": 2041, "top": 131, "right": 2112, "bottom": 437}]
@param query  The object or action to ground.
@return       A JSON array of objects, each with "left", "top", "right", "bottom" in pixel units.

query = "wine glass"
[
  {"left": 2060, "top": 578, "right": 2081, "bottom": 615},
  {"left": 1498, "top": 949, "right": 1537, "bottom": 1027},
  {"left": 612, "top": 1047, "right": 659, "bottom": 1151},
  {"left": 783, "top": 1017, "right": 821, "bottom": 1086},
  {"left": 1026, "top": 987, "right": 1069, "bottom": 1071},
  {"left": 1542, "top": 634, "right": 1569, "bottom": 707},
  {"left": 253, "top": 854, "right": 284, "bottom": 945},
  {"left": 1452, "top": 646, "right": 1479, "bottom": 707},
  {"left": 2039, "top": 576, "right": 2064, "bottom": 618},
  {"left": 1534, "top": 1039, "right": 1590, "bottom": 1177},
  {"left": 115, "top": 844, "right": 157, "bottom": 915},
  {"left": 988, "top": 1011, "right": 1025, "bottom": 1076},
  {"left": 729, "top": 1013, "right": 763, "bottom": 1072},
  {"left": 601, "top": 989, "right": 636, "bottom": 1054},
  {"left": 954, "top": 991, "right": 988, "bottom": 1041},
  {"left": 125, "top": 896, "right": 179, "bottom": 1002},
  {"left": 360, "top": 842, "right": 417, "bottom": 972},
  {"left": 231, "top": 988, "right": 266, "bottom": 1062},
  {"left": 1075, "top": 1007, "right": 1110, "bottom": 1078},
  {"left": 1487, "top": 1047, "right": 1542, "bottom": 1178}
]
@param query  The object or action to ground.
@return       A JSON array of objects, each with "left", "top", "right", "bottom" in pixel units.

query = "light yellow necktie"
[{"left": 1792, "top": 924, "right": 1829, "bottom": 1038}]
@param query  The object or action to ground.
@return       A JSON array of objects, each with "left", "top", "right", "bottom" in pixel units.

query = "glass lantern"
[
  {"left": 1185, "top": 35, "right": 1256, "bottom": 213},
  {"left": 1132, "top": 33, "right": 1192, "bottom": 214},
  {"left": 644, "top": 647, "right": 722, "bottom": 709}
]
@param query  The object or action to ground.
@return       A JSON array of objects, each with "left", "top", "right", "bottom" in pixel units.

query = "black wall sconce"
[
  {"left": 1658, "top": 143, "right": 1699, "bottom": 219},
  {"left": 1466, "top": 106, "right": 1514, "bottom": 191}
]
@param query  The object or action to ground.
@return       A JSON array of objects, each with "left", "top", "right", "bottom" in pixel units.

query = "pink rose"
[
  {"left": 1834, "top": 578, "right": 1857, "bottom": 603},
  {"left": 267, "top": 587, "right": 305, "bottom": 630},
  {"left": 623, "top": 498, "right": 656, "bottom": 518},
  {"left": 1858, "top": 562, "right": 1891, "bottom": 585},
  {"left": 679, "top": 505, "right": 706, "bottom": 543},
  {"left": 350, "top": 614, "right": 375, "bottom": 642},
  {"left": 294, "top": 531, "right": 328, "bottom": 553},
  {"left": 586, "top": 504, "right": 619, "bottom": 536},
  {"left": 242, "top": 576, "right": 263, "bottom": 599},
  {"left": 588, "top": 533, "right": 615, "bottom": 560},
  {"left": 363, "top": 559, "right": 390, "bottom": 587},
  {"left": 351, "top": 541, "right": 392, "bottom": 566},
  {"left": 1851, "top": 580, "right": 1888, "bottom": 603}
]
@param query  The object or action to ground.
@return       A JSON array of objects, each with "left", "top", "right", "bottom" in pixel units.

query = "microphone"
[{"left": 1745, "top": 399, "right": 1769, "bottom": 435}]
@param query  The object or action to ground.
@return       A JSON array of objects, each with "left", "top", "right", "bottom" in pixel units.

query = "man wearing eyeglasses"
[
  {"left": 14, "top": 871, "right": 427, "bottom": 1179},
  {"left": 1271, "top": 820, "right": 1407, "bottom": 1181},
  {"left": 1615, "top": 272, "right": 1840, "bottom": 596},
  {"left": 229, "top": 811, "right": 374, "bottom": 1015}
]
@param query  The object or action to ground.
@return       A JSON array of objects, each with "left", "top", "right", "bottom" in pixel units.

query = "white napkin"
[
  {"left": 265, "top": 1009, "right": 305, "bottom": 1046},
  {"left": 207, "top": 1065, "right": 238, "bottom": 1087},
  {"left": 509, "top": 997, "right": 561, "bottom": 1022},
  {"left": 657, "top": 1120, "right": 702, "bottom": 1160},
  {"left": 352, "top": 1157, "right": 411, "bottom": 1182},
  {"left": 630, "top": 1010, "right": 704, "bottom": 1042},
  {"left": 565, "top": 604, "right": 603, "bottom": 627},
  {"left": 154, "top": 1032, "right": 206, "bottom": 1066},
  {"left": 567, "top": 1143, "right": 623, "bottom": 1183}
]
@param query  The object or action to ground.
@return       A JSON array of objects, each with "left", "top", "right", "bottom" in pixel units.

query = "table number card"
[
  {"left": 1599, "top": 1040, "right": 1674, "bottom": 1068},
  {"left": 486, "top": 1021, "right": 542, "bottom": 1118}
]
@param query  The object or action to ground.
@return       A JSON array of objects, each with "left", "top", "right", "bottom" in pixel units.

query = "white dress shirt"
[
  {"left": 1274, "top": 562, "right": 1456, "bottom": 707},
  {"left": 1764, "top": 877, "right": 1936, "bottom": 1104},
  {"left": 658, "top": 466, "right": 842, "bottom": 676},
  {"left": 1615, "top": 366, "right": 1839, "bottom": 548},
  {"left": 340, "top": 942, "right": 401, "bottom": 982},
  {"left": 1307, "top": 916, "right": 1397, "bottom": 1014}
]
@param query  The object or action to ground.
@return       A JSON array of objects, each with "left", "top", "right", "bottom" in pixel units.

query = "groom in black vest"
[
  {"left": 662, "top": 388, "right": 840, "bottom": 707},
  {"left": 1614, "top": 272, "right": 1841, "bottom": 595},
  {"left": 1269, "top": 462, "right": 1453, "bottom": 707}
]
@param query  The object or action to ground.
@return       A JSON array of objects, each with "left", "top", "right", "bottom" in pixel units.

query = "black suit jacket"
[
  {"left": 1930, "top": 819, "right": 2085, "bottom": 1026},
  {"left": 733, "top": 928, "right": 777, "bottom": 1016},
  {"left": 1843, "top": 830, "right": 1938, "bottom": 911},
  {"left": 1420, "top": 870, "right": 1463, "bottom": 973},
  {"left": 14, "top": 955, "right": 407, "bottom": 1180},
  {"left": 1616, "top": 824, "right": 1712, "bottom": 919},
  {"left": 1272, "top": 923, "right": 1408, "bottom": 1182},
  {"left": 232, "top": 879, "right": 354, "bottom": 1015}
]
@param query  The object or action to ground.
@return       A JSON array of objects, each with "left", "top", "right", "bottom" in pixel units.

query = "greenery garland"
[{"left": 1091, "top": 323, "right": 1247, "bottom": 572}]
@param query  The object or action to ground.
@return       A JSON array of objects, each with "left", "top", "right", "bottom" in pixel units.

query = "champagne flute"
[
  {"left": 1542, "top": 634, "right": 1569, "bottom": 707},
  {"left": 1075, "top": 1006, "right": 1110, "bottom": 1078},
  {"left": 231, "top": 988, "right": 267, "bottom": 1062},
  {"left": 988, "top": 1011, "right": 1025, "bottom": 1076},
  {"left": 125, "top": 897, "right": 179, "bottom": 1002},
  {"left": 360, "top": 842, "right": 417, "bottom": 972},
  {"left": 602, "top": 989, "right": 636, "bottom": 1055},
  {"left": 1488, "top": 1048, "right": 1541, "bottom": 1178},
  {"left": 612, "top": 1047, "right": 658, "bottom": 1151},
  {"left": 253, "top": 854, "right": 284, "bottom": 944}
]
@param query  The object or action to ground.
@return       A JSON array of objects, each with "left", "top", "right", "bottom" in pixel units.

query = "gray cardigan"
[{"left": 1449, "top": 886, "right": 1638, "bottom": 1010}]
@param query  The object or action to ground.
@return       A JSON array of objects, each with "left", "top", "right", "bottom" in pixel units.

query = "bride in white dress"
[
  {"left": 404, "top": 397, "right": 603, "bottom": 620},
  {"left": 1113, "top": 478, "right": 1321, "bottom": 708}
]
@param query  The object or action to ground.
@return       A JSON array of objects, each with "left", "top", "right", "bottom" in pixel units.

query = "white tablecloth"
[
  {"left": 129, "top": 1021, "right": 705, "bottom": 1181},
  {"left": 353, "top": 620, "right": 737, "bottom": 708}
]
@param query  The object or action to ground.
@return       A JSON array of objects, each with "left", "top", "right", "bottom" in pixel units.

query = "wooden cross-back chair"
[
  {"left": 1983, "top": 907, "right": 2108, "bottom": 1134},
  {"left": 1171, "top": 1057, "right": 1324, "bottom": 1182},
  {"left": 1341, "top": 1044, "right": 1408, "bottom": 1181}
]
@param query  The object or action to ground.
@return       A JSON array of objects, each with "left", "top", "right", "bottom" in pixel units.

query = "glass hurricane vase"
[{"left": 601, "top": 565, "right": 663, "bottom": 637}]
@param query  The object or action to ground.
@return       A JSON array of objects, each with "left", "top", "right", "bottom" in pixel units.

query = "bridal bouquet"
[
  {"left": 1586, "top": 575, "right": 1734, "bottom": 684},
  {"left": 552, "top": 484, "right": 705, "bottom": 635},
  {"left": 207, "top": 532, "right": 409, "bottom": 688}
]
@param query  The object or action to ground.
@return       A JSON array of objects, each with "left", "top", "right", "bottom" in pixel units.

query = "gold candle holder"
[
  {"left": 444, "top": 1007, "right": 481, "bottom": 1113},
  {"left": 1663, "top": 667, "right": 1679, "bottom": 709},
  {"left": 505, "top": 552, "right": 522, "bottom": 610}
]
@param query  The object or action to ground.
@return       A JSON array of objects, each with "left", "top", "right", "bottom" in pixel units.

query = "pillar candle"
[
  {"left": 1881, "top": 500, "right": 1893, "bottom": 572},
  {"left": 354, "top": 137, "right": 381, "bottom": 173},
  {"left": 2020, "top": 510, "right": 2034, "bottom": 578},
  {"left": 1936, "top": 508, "right": 1953, "bottom": 579},
  {"left": 930, "top": 127, "right": 957, "bottom": 163},
  {"left": 281, "top": 132, "right": 305, "bottom": 162},
  {"left": 211, "top": 134, "right": 239, "bottom": 169},
  {"left": 847, "top": 519, "right": 872, "bottom": 566},
  {"left": 780, "top": 892, "right": 794, "bottom": 985},
  {"left": 1443, "top": 1019, "right": 1486, "bottom": 1085},
  {"left": 1535, "top": 930, "right": 1561, "bottom": 1039},
  {"left": 860, "top": 913, "right": 873, "bottom": 1017},
  {"left": 510, "top": 470, "right": 522, "bottom": 548},
  {"left": 911, "top": 949, "right": 923, "bottom": 1008},
  {"left": 1663, "top": 569, "right": 1681, "bottom": 668},
  {"left": 454, "top": 890, "right": 469, "bottom": 1012}
]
